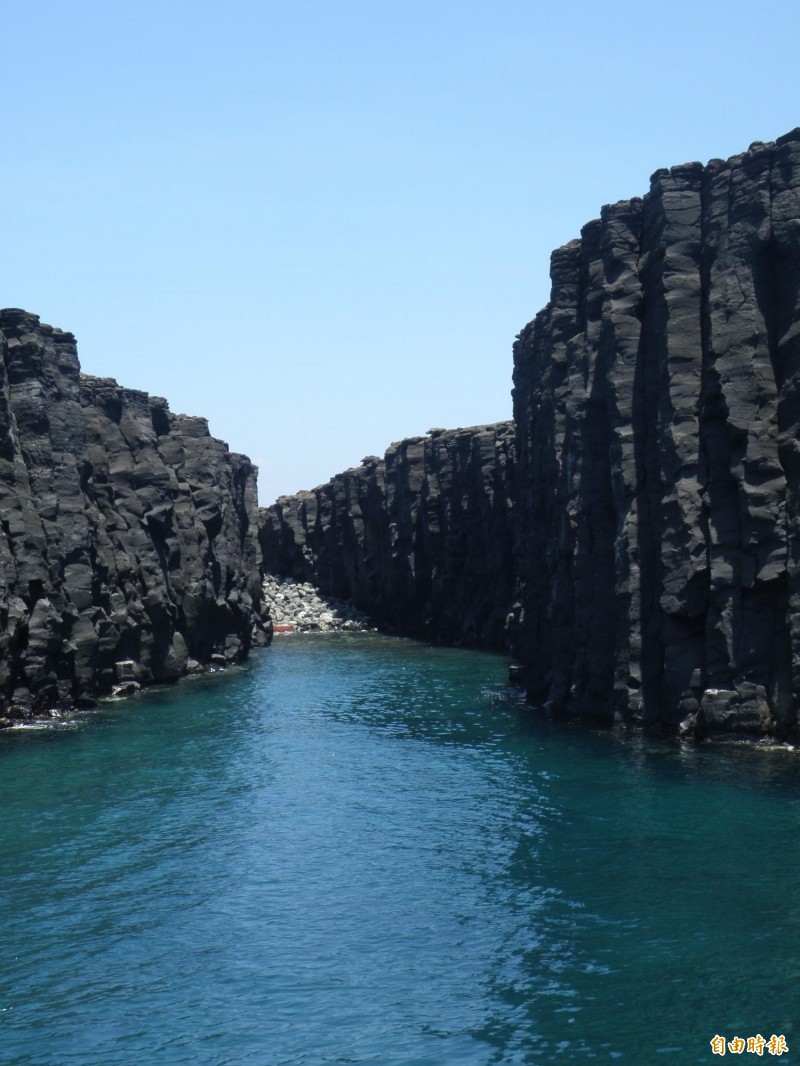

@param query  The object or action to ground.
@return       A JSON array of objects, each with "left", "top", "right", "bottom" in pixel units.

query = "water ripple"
[{"left": 1, "top": 634, "right": 798, "bottom": 1063}]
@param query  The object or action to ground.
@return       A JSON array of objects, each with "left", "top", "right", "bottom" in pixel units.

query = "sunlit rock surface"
[
  {"left": 512, "top": 130, "right": 800, "bottom": 739},
  {"left": 0, "top": 309, "right": 269, "bottom": 723}
]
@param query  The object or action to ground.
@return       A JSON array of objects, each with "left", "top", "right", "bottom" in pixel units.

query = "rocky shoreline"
[{"left": 262, "top": 574, "right": 372, "bottom": 633}]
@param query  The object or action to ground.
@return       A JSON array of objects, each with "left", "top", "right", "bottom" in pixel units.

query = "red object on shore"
[{"left": 272, "top": 624, "right": 295, "bottom": 634}]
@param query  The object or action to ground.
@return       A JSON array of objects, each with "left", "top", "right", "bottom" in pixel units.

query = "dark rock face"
[
  {"left": 260, "top": 423, "right": 516, "bottom": 648},
  {"left": 512, "top": 129, "right": 800, "bottom": 739},
  {"left": 0, "top": 309, "right": 269, "bottom": 723}
]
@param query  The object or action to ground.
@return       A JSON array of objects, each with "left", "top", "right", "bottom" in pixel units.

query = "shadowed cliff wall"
[
  {"left": 0, "top": 308, "right": 269, "bottom": 723},
  {"left": 260, "top": 423, "right": 516, "bottom": 648},
  {"left": 513, "top": 129, "right": 800, "bottom": 739}
]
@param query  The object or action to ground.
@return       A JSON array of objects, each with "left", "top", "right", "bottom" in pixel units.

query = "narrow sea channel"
[{"left": 1, "top": 633, "right": 798, "bottom": 1064}]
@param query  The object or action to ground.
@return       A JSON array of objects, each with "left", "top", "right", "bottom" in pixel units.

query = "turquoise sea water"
[{"left": 1, "top": 633, "right": 798, "bottom": 1065}]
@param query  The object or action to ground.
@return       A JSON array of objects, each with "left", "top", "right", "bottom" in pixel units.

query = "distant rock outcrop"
[
  {"left": 260, "top": 423, "right": 516, "bottom": 648},
  {"left": 0, "top": 309, "right": 270, "bottom": 724},
  {"left": 512, "top": 130, "right": 800, "bottom": 739}
]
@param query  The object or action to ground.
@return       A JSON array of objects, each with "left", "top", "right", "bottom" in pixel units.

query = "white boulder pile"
[{"left": 263, "top": 574, "right": 372, "bottom": 633}]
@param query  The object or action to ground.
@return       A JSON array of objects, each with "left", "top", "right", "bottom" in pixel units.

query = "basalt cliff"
[
  {"left": 262, "top": 128, "right": 800, "bottom": 741},
  {"left": 0, "top": 309, "right": 269, "bottom": 725},
  {"left": 260, "top": 423, "right": 516, "bottom": 648},
  {"left": 512, "top": 129, "right": 800, "bottom": 740}
]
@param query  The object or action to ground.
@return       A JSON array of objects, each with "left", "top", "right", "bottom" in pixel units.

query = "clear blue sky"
[{"left": 3, "top": 0, "right": 799, "bottom": 502}]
